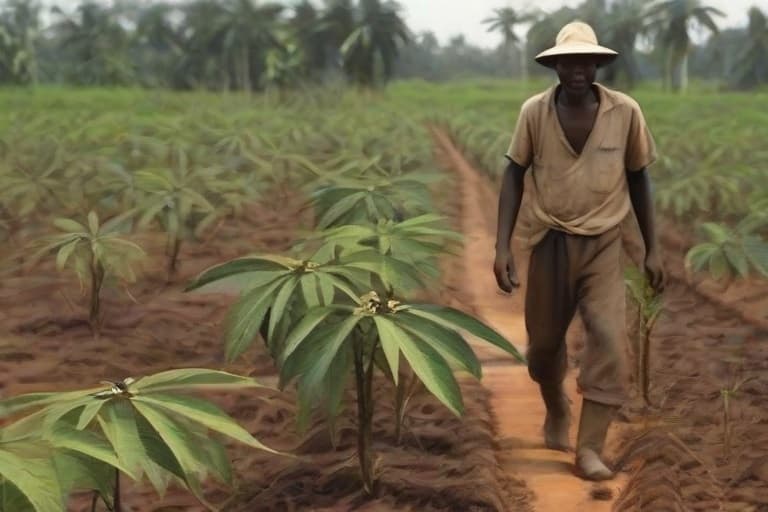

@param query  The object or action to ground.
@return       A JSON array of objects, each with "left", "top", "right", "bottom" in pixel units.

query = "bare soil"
[
  {"left": 436, "top": 127, "right": 768, "bottom": 512},
  {"left": 0, "top": 188, "right": 526, "bottom": 511}
]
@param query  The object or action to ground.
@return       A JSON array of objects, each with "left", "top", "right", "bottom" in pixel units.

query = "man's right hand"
[{"left": 494, "top": 250, "right": 521, "bottom": 293}]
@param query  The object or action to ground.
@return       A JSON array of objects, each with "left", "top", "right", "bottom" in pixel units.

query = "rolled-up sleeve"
[
  {"left": 505, "top": 102, "right": 534, "bottom": 168},
  {"left": 625, "top": 103, "right": 657, "bottom": 172}
]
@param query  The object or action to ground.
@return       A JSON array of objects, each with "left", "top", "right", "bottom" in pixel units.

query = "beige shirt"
[{"left": 506, "top": 82, "right": 657, "bottom": 249}]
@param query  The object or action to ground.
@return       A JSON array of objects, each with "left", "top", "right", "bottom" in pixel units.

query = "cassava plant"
[
  {"left": 685, "top": 219, "right": 768, "bottom": 284},
  {"left": 625, "top": 265, "right": 664, "bottom": 407},
  {"left": 301, "top": 214, "right": 464, "bottom": 440},
  {"left": 135, "top": 147, "right": 231, "bottom": 278},
  {"left": 0, "top": 369, "right": 280, "bottom": 511},
  {"left": 29, "top": 210, "right": 145, "bottom": 335},
  {"left": 278, "top": 290, "right": 524, "bottom": 496}
]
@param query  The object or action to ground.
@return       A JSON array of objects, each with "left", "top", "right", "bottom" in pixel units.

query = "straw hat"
[{"left": 535, "top": 21, "right": 618, "bottom": 68}]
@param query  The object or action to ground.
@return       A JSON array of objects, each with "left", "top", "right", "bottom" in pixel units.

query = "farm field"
[{"left": 0, "top": 81, "right": 767, "bottom": 511}]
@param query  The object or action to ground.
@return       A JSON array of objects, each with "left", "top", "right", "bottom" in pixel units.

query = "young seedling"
[
  {"left": 29, "top": 210, "right": 145, "bottom": 335},
  {"left": 0, "top": 369, "right": 280, "bottom": 512},
  {"left": 279, "top": 291, "right": 523, "bottom": 496},
  {"left": 685, "top": 220, "right": 768, "bottom": 286},
  {"left": 624, "top": 265, "right": 664, "bottom": 408}
]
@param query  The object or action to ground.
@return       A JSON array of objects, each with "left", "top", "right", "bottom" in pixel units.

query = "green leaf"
[
  {"left": 316, "top": 274, "right": 336, "bottom": 306},
  {"left": 700, "top": 223, "right": 731, "bottom": 244},
  {"left": 131, "top": 402, "right": 209, "bottom": 506},
  {"left": 685, "top": 243, "right": 719, "bottom": 272},
  {"left": 97, "top": 400, "right": 145, "bottom": 477},
  {"left": 300, "top": 272, "right": 322, "bottom": 308},
  {"left": 268, "top": 276, "right": 300, "bottom": 340},
  {"left": 185, "top": 257, "right": 292, "bottom": 291},
  {"left": 131, "top": 394, "right": 278, "bottom": 454},
  {"left": 709, "top": 250, "right": 730, "bottom": 280},
  {"left": 55, "top": 240, "right": 79, "bottom": 271},
  {"left": 342, "top": 251, "right": 425, "bottom": 292},
  {"left": 47, "top": 424, "right": 136, "bottom": 479},
  {"left": 316, "top": 191, "right": 365, "bottom": 229},
  {"left": 87, "top": 211, "right": 99, "bottom": 235},
  {"left": 405, "top": 305, "right": 524, "bottom": 362},
  {"left": 395, "top": 313, "right": 481, "bottom": 378},
  {"left": 372, "top": 317, "right": 401, "bottom": 383},
  {"left": 133, "top": 369, "right": 264, "bottom": 394},
  {"left": 52, "top": 450, "right": 115, "bottom": 499},
  {"left": 397, "top": 328, "right": 464, "bottom": 417},
  {"left": 0, "top": 441, "right": 63, "bottom": 512},
  {"left": 280, "top": 307, "right": 337, "bottom": 360},
  {"left": 134, "top": 413, "right": 183, "bottom": 497},
  {"left": 301, "top": 315, "right": 360, "bottom": 392},
  {"left": 723, "top": 244, "right": 750, "bottom": 278},
  {"left": 53, "top": 218, "right": 87, "bottom": 234},
  {"left": 224, "top": 278, "right": 286, "bottom": 362},
  {"left": 77, "top": 401, "right": 104, "bottom": 430}
]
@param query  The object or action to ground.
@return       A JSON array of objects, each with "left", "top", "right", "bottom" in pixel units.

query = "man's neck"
[{"left": 557, "top": 84, "right": 598, "bottom": 108}]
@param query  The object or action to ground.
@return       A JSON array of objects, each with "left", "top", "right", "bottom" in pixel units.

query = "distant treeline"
[{"left": 0, "top": 0, "right": 765, "bottom": 92}]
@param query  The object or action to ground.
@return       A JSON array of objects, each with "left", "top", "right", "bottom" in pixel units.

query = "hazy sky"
[{"left": 49, "top": 0, "right": 768, "bottom": 48}]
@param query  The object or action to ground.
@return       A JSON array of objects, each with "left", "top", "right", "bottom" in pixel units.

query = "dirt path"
[{"left": 432, "top": 128, "right": 628, "bottom": 512}]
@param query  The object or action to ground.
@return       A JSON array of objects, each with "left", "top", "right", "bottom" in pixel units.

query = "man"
[{"left": 493, "top": 21, "right": 666, "bottom": 481}]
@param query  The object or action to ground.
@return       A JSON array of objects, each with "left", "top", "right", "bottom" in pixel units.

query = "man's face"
[{"left": 555, "top": 55, "right": 598, "bottom": 95}]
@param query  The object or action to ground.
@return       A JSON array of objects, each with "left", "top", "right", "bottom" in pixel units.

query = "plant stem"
[
  {"left": 168, "top": 236, "right": 181, "bottom": 279},
  {"left": 89, "top": 259, "right": 104, "bottom": 336},
  {"left": 353, "top": 335, "right": 377, "bottom": 497},
  {"left": 642, "top": 327, "right": 651, "bottom": 406},
  {"left": 723, "top": 390, "right": 731, "bottom": 458},
  {"left": 113, "top": 469, "right": 121, "bottom": 512}
]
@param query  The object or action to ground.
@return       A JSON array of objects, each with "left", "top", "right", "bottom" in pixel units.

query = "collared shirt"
[{"left": 505, "top": 82, "right": 657, "bottom": 249}]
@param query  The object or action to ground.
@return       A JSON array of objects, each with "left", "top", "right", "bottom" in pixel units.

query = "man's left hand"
[{"left": 644, "top": 248, "right": 666, "bottom": 294}]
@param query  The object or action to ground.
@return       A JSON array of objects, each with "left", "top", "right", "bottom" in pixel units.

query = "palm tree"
[
  {"left": 0, "top": 0, "right": 42, "bottom": 85},
  {"left": 645, "top": 0, "right": 725, "bottom": 92},
  {"left": 290, "top": 0, "right": 329, "bottom": 77},
  {"left": 320, "top": 0, "right": 357, "bottom": 70},
  {"left": 603, "top": 0, "right": 651, "bottom": 88},
  {"left": 482, "top": 7, "right": 538, "bottom": 80},
  {"left": 213, "top": 0, "right": 284, "bottom": 92},
  {"left": 340, "top": 0, "right": 411, "bottom": 87},
  {"left": 51, "top": 2, "right": 134, "bottom": 85},
  {"left": 733, "top": 7, "right": 768, "bottom": 89},
  {"left": 134, "top": 3, "right": 184, "bottom": 87}
]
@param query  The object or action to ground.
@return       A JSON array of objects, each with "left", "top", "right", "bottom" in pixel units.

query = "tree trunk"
[
  {"left": 241, "top": 45, "right": 252, "bottom": 92},
  {"left": 521, "top": 40, "right": 529, "bottom": 82}
]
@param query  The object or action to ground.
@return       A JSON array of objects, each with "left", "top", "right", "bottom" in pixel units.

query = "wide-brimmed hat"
[{"left": 535, "top": 21, "right": 618, "bottom": 68}]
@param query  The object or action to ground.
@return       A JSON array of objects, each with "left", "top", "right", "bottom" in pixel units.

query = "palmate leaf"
[
  {"left": 131, "top": 394, "right": 278, "bottom": 454},
  {"left": 393, "top": 313, "right": 481, "bottom": 379},
  {"left": 97, "top": 401, "right": 146, "bottom": 478},
  {"left": 185, "top": 256, "right": 292, "bottom": 291},
  {"left": 377, "top": 317, "right": 464, "bottom": 417},
  {"left": 132, "top": 369, "right": 265, "bottom": 394},
  {"left": 0, "top": 444, "right": 63, "bottom": 512},
  {"left": 403, "top": 305, "right": 524, "bottom": 363},
  {"left": 52, "top": 450, "right": 115, "bottom": 502},
  {"left": 723, "top": 244, "right": 750, "bottom": 278},
  {"left": 224, "top": 277, "right": 287, "bottom": 361},
  {"left": 342, "top": 250, "right": 426, "bottom": 292},
  {"left": 131, "top": 402, "right": 210, "bottom": 507}
]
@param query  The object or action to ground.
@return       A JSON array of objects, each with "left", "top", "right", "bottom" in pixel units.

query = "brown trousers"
[{"left": 524, "top": 226, "right": 629, "bottom": 406}]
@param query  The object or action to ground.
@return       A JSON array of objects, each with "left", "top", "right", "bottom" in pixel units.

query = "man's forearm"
[
  {"left": 495, "top": 160, "right": 526, "bottom": 252},
  {"left": 627, "top": 168, "right": 660, "bottom": 254}
]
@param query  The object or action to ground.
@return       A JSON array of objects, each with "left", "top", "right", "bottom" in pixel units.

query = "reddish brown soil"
[
  {"left": 437, "top": 127, "right": 768, "bottom": 511},
  {"left": 0, "top": 187, "right": 526, "bottom": 510}
]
